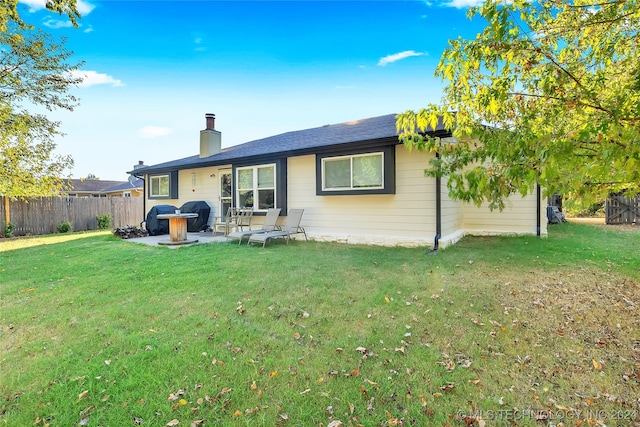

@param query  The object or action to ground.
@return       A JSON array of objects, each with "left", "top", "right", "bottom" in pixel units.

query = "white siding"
[
  {"left": 287, "top": 147, "right": 438, "bottom": 247},
  {"left": 142, "top": 146, "right": 546, "bottom": 245},
  {"left": 459, "top": 192, "right": 547, "bottom": 238}
]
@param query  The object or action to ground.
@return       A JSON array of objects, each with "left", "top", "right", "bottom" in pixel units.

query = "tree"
[
  {"left": 1, "top": 0, "right": 82, "bottom": 203},
  {"left": 397, "top": 0, "right": 640, "bottom": 210},
  {"left": 85, "top": 173, "right": 99, "bottom": 180}
]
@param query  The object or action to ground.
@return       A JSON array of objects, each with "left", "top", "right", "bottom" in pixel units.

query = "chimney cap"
[{"left": 204, "top": 113, "right": 216, "bottom": 130}]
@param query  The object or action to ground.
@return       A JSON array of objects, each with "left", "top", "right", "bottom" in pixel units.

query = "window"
[
  {"left": 316, "top": 147, "right": 395, "bottom": 195},
  {"left": 150, "top": 175, "right": 170, "bottom": 197},
  {"left": 236, "top": 164, "right": 276, "bottom": 210},
  {"left": 123, "top": 192, "right": 131, "bottom": 198},
  {"left": 323, "top": 153, "right": 384, "bottom": 190},
  {"left": 148, "top": 171, "right": 178, "bottom": 199}
]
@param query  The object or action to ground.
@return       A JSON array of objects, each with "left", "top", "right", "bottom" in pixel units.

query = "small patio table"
[{"left": 156, "top": 213, "right": 199, "bottom": 245}]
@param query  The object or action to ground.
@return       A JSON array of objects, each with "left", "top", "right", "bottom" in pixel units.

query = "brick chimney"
[{"left": 200, "top": 113, "right": 221, "bottom": 158}]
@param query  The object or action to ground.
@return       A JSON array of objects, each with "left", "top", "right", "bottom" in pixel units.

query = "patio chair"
[
  {"left": 213, "top": 207, "right": 237, "bottom": 236},
  {"left": 247, "top": 208, "right": 307, "bottom": 247},
  {"left": 235, "top": 207, "right": 254, "bottom": 232},
  {"left": 227, "top": 208, "right": 281, "bottom": 245}
]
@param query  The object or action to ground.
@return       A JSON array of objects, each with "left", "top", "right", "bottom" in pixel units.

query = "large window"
[
  {"left": 316, "top": 146, "right": 395, "bottom": 195},
  {"left": 322, "top": 153, "right": 384, "bottom": 190},
  {"left": 236, "top": 164, "right": 276, "bottom": 210}
]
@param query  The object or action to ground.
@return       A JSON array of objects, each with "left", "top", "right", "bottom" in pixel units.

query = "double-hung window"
[{"left": 236, "top": 164, "right": 276, "bottom": 210}]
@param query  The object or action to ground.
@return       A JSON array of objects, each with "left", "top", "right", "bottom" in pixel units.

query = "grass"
[{"left": 1, "top": 223, "right": 639, "bottom": 426}]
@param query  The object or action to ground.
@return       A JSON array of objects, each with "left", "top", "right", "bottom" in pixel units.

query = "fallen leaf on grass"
[
  {"left": 190, "top": 420, "right": 204, "bottom": 427},
  {"left": 327, "top": 420, "right": 343, "bottom": 427},
  {"left": 364, "top": 379, "right": 379, "bottom": 388},
  {"left": 440, "top": 383, "right": 456, "bottom": 392},
  {"left": 79, "top": 405, "right": 95, "bottom": 417},
  {"left": 77, "top": 390, "right": 88, "bottom": 401},
  {"left": 166, "top": 420, "right": 180, "bottom": 426},
  {"left": 592, "top": 359, "right": 603, "bottom": 370}
]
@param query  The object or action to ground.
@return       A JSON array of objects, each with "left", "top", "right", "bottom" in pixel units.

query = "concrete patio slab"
[{"left": 126, "top": 231, "right": 230, "bottom": 247}]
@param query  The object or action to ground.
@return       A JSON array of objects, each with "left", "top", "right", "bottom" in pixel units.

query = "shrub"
[
  {"left": 96, "top": 213, "right": 112, "bottom": 230},
  {"left": 4, "top": 222, "right": 16, "bottom": 238},
  {"left": 57, "top": 221, "right": 73, "bottom": 233},
  {"left": 564, "top": 199, "right": 605, "bottom": 217}
]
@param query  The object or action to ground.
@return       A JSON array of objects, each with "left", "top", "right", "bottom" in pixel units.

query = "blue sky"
[{"left": 18, "top": 0, "right": 484, "bottom": 180}]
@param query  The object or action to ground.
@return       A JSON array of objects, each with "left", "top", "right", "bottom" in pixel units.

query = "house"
[
  {"left": 63, "top": 177, "right": 144, "bottom": 198},
  {"left": 128, "top": 113, "right": 547, "bottom": 248}
]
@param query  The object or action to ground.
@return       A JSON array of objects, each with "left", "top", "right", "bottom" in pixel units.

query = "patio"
[{"left": 127, "top": 231, "right": 229, "bottom": 247}]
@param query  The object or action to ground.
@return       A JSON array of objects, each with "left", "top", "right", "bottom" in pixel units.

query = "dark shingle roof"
[
  {"left": 130, "top": 113, "right": 447, "bottom": 174},
  {"left": 65, "top": 179, "right": 127, "bottom": 192},
  {"left": 103, "top": 178, "right": 144, "bottom": 193}
]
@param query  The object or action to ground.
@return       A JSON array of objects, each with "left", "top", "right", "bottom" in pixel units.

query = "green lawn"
[{"left": 1, "top": 223, "right": 639, "bottom": 426}]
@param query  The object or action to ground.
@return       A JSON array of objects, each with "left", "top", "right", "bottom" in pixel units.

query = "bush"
[
  {"left": 4, "top": 222, "right": 16, "bottom": 238},
  {"left": 96, "top": 213, "right": 112, "bottom": 230},
  {"left": 564, "top": 199, "right": 605, "bottom": 217},
  {"left": 57, "top": 221, "right": 73, "bottom": 233}
]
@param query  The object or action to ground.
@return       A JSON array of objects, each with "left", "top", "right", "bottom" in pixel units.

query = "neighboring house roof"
[
  {"left": 130, "top": 113, "right": 449, "bottom": 175},
  {"left": 63, "top": 178, "right": 143, "bottom": 195},
  {"left": 65, "top": 179, "right": 127, "bottom": 193},
  {"left": 102, "top": 178, "right": 144, "bottom": 194}
]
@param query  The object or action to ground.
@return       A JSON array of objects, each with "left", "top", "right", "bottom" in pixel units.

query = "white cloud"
[
  {"left": 19, "top": 0, "right": 95, "bottom": 15},
  {"left": 43, "top": 19, "right": 74, "bottom": 29},
  {"left": 137, "top": 126, "right": 174, "bottom": 139},
  {"left": 193, "top": 36, "right": 207, "bottom": 52},
  {"left": 84, "top": 25, "right": 94, "bottom": 33},
  {"left": 377, "top": 50, "right": 426, "bottom": 66},
  {"left": 442, "top": 0, "right": 487, "bottom": 7},
  {"left": 70, "top": 70, "right": 125, "bottom": 88}
]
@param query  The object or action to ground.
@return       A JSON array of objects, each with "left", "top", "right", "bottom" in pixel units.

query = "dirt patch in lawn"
[
  {"left": 567, "top": 217, "right": 639, "bottom": 233},
  {"left": 491, "top": 266, "right": 640, "bottom": 414}
]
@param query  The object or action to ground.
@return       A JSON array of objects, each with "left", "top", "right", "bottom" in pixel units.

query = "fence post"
[{"left": 3, "top": 195, "right": 9, "bottom": 226}]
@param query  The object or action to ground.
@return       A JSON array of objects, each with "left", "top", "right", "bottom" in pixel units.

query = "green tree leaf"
[{"left": 398, "top": 0, "right": 640, "bottom": 210}]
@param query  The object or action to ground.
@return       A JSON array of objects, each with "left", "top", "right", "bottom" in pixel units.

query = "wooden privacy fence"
[
  {"left": 0, "top": 196, "right": 144, "bottom": 236},
  {"left": 606, "top": 194, "right": 640, "bottom": 225}
]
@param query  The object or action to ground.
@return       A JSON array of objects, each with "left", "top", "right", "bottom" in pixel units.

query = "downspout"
[
  {"left": 536, "top": 182, "right": 541, "bottom": 237},
  {"left": 427, "top": 149, "right": 442, "bottom": 255}
]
